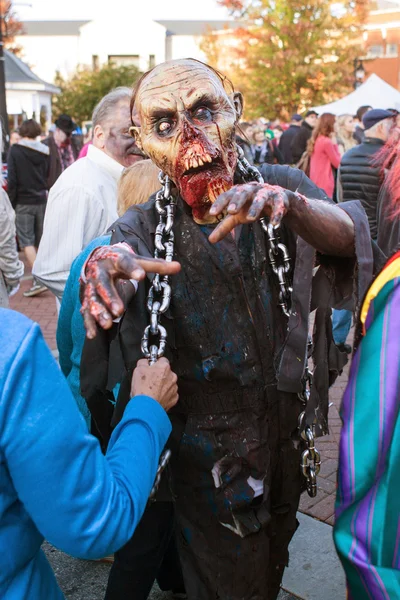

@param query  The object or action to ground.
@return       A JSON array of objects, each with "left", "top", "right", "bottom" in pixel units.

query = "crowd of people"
[{"left": 0, "top": 57, "right": 399, "bottom": 600}]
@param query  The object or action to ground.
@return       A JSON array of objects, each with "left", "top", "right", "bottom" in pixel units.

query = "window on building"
[
  {"left": 92, "top": 55, "right": 99, "bottom": 70},
  {"left": 386, "top": 43, "right": 398, "bottom": 57},
  {"left": 149, "top": 54, "right": 156, "bottom": 68},
  {"left": 367, "top": 45, "right": 384, "bottom": 58},
  {"left": 108, "top": 55, "right": 140, "bottom": 68}
]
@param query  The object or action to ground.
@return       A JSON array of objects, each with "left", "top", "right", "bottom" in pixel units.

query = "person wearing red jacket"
[{"left": 309, "top": 113, "right": 341, "bottom": 199}]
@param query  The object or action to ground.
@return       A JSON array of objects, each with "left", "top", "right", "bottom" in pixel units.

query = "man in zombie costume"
[{"left": 79, "top": 59, "right": 376, "bottom": 600}]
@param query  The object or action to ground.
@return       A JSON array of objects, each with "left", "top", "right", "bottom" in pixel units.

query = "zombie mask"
[{"left": 130, "top": 59, "right": 243, "bottom": 223}]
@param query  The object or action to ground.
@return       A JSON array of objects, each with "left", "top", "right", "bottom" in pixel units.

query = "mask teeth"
[
  {"left": 209, "top": 180, "right": 227, "bottom": 204},
  {"left": 183, "top": 149, "right": 213, "bottom": 171}
]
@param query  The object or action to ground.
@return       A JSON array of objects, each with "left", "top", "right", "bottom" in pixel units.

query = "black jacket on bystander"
[
  {"left": 279, "top": 125, "right": 301, "bottom": 164},
  {"left": 291, "top": 122, "right": 314, "bottom": 164},
  {"left": 7, "top": 140, "right": 50, "bottom": 207},
  {"left": 338, "top": 137, "right": 385, "bottom": 239}
]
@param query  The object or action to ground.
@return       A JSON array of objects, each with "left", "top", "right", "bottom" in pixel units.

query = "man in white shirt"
[{"left": 33, "top": 87, "right": 144, "bottom": 299}]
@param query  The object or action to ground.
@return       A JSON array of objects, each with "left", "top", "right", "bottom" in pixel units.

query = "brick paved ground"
[
  {"left": 10, "top": 261, "right": 348, "bottom": 526},
  {"left": 10, "top": 262, "right": 58, "bottom": 352}
]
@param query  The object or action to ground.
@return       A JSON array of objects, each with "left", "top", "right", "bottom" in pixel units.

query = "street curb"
[{"left": 282, "top": 512, "right": 346, "bottom": 599}]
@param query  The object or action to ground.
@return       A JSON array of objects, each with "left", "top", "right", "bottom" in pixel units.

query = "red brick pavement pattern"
[
  {"left": 9, "top": 259, "right": 349, "bottom": 525},
  {"left": 9, "top": 262, "right": 58, "bottom": 352}
]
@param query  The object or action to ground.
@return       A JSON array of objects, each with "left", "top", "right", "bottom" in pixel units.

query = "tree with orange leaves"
[
  {"left": 201, "top": 0, "right": 369, "bottom": 118},
  {"left": 1, "top": 0, "right": 23, "bottom": 55}
]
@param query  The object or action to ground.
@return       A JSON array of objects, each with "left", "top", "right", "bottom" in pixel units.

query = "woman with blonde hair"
[
  {"left": 336, "top": 114, "right": 357, "bottom": 156},
  {"left": 250, "top": 126, "right": 284, "bottom": 165},
  {"left": 117, "top": 159, "right": 161, "bottom": 216}
]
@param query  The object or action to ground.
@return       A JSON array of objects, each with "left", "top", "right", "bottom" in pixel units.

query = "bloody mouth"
[{"left": 181, "top": 160, "right": 219, "bottom": 183}]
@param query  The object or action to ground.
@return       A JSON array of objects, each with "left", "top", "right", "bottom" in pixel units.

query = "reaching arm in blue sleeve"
[{"left": 1, "top": 320, "right": 171, "bottom": 559}]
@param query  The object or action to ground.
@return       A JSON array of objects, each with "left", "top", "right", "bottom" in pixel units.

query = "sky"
[{"left": 15, "top": 0, "right": 229, "bottom": 22}]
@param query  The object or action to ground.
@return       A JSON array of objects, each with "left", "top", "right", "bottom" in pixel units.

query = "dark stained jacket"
[
  {"left": 291, "top": 122, "right": 313, "bottom": 164},
  {"left": 279, "top": 125, "right": 301, "bottom": 164},
  {"left": 81, "top": 165, "right": 374, "bottom": 444},
  {"left": 338, "top": 137, "right": 385, "bottom": 239}
]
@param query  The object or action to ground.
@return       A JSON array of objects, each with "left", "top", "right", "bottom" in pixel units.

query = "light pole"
[
  {"left": 0, "top": 2, "right": 10, "bottom": 155},
  {"left": 0, "top": 2, "right": 32, "bottom": 156},
  {"left": 354, "top": 58, "right": 365, "bottom": 90}
]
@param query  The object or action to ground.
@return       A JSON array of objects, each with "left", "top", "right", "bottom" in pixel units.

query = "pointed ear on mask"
[
  {"left": 230, "top": 91, "right": 244, "bottom": 122},
  {"left": 129, "top": 126, "right": 143, "bottom": 149}
]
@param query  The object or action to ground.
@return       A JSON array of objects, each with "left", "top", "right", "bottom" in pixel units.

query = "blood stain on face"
[
  {"left": 175, "top": 118, "right": 236, "bottom": 221},
  {"left": 131, "top": 59, "right": 243, "bottom": 223}
]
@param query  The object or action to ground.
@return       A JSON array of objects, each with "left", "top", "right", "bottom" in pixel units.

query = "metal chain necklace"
[
  {"left": 236, "top": 146, "right": 292, "bottom": 317},
  {"left": 237, "top": 146, "right": 320, "bottom": 497},
  {"left": 141, "top": 171, "right": 176, "bottom": 500}
]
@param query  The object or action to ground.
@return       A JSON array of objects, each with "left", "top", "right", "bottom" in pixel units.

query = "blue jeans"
[{"left": 332, "top": 309, "right": 352, "bottom": 345}]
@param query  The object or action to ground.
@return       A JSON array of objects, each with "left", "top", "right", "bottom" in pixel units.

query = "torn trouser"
[{"left": 169, "top": 385, "right": 305, "bottom": 600}]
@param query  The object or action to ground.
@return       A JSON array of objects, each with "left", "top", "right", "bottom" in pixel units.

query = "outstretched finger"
[
  {"left": 128, "top": 256, "right": 181, "bottom": 278},
  {"left": 208, "top": 214, "right": 239, "bottom": 244}
]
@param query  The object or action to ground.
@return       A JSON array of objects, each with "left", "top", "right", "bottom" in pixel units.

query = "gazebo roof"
[{"left": 5, "top": 49, "right": 60, "bottom": 94}]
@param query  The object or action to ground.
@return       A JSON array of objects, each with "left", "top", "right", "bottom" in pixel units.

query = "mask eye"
[
  {"left": 193, "top": 107, "right": 212, "bottom": 122},
  {"left": 156, "top": 120, "right": 173, "bottom": 136}
]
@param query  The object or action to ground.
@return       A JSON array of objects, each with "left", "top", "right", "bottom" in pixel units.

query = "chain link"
[
  {"left": 260, "top": 221, "right": 293, "bottom": 318},
  {"left": 141, "top": 172, "right": 176, "bottom": 365},
  {"left": 297, "top": 368, "right": 321, "bottom": 497},
  {"left": 237, "top": 146, "right": 320, "bottom": 497},
  {"left": 237, "top": 146, "right": 293, "bottom": 318},
  {"left": 142, "top": 171, "right": 176, "bottom": 500},
  {"left": 300, "top": 426, "right": 321, "bottom": 497}
]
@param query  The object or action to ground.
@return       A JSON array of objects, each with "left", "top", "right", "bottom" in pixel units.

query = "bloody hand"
[
  {"left": 208, "top": 183, "right": 292, "bottom": 244},
  {"left": 80, "top": 244, "right": 181, "bottom": 339}
]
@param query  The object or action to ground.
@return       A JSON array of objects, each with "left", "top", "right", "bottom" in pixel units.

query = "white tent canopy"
[{"left": 311, "top": 74, "right": 400, "bottom": 115}]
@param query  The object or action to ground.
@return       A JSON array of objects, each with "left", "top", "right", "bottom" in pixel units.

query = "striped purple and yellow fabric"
[{"left": 334, "top": 253, "right": 400, "bottom": 599}]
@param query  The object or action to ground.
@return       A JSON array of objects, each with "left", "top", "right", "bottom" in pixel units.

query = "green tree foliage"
[
  {"left": 202, "top": 0, "right": 369, "bottom": 118},
  {"left": 53, "top": 62, "right": 141, "bottom": 125}
]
